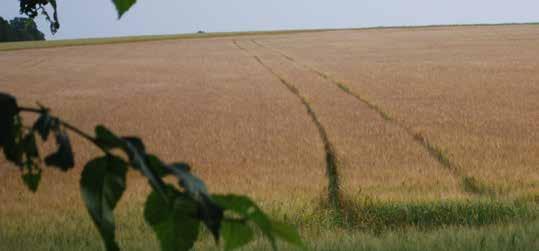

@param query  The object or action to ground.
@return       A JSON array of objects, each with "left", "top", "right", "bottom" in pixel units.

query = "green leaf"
[
  {"left": 111, "top": 0, "right": 137, "bottom": 18},
  {"left": 213, "top": 195, "right": 276, "bottom": 250},
  {"left": 146, "top": 154, "right": 171, "bottom": 177},
  {"left": 22, "top": 168, "right": 41, "bottom": 193},
  {"left": 95, "top": 126, "right": 150, "bottom": 170},
  {"left": 33, "top": 113, "right": 54, "bottom": 141},
  {"left": 94, "top": 127, "right": 167, "bottom": 199},
  {"left": 212, "top": 195, "right": 303, "bottom": 249},
  {"left": 221, "top": 219, "right": 254, "bottom": 251},
  {"left": 44, "top": 128, "right": 74, "bottom": 171},
  {"left": 169, "top": 163, "right": 223, "bottom": 240},
  {"left": 95, "top": 125, "right": 125, "bottom": 150},
  {"left": 80, "top": 155, "right": 128, "bottom": 251},
  {"left": 95, "top": 126, "right": 146, "bottom": 155},
  {"left": 22, "top": 133, "right": 39, "bottom": 159},
  {"left": 271, "top": 221, "right": 305, "bottom": 249},
  {"left": 95, "top": 127, "right": 151, "bottom": 169},
  {"left": 169, "top": 163, "right": 208, "bottom": 200},
  {"left": 123, "top": 139, "right": 167, "bottom": 199},
  {"left": 121, "top": 136, "right": 149, "bottom": 169},
  {"left": 20, "top": 132, "right": 41, "bottom": 192},
  {"left": 144, "top": 186, "right": 200, "bottom": 251},
  {"left": 122, "top": 137, "right": 145, "bottom": 158}
]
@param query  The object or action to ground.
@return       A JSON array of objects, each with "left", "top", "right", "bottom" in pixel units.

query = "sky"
[{"left": 1, "top": 0, "right": 538, "bottom": 40}]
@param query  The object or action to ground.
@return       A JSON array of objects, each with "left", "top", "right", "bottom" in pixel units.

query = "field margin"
[
  {"left": 1, "top": 22, "right": 537, "bottom": 52},
  {"left": 0, "top": 29, "right": 334, "bottom": 52}
]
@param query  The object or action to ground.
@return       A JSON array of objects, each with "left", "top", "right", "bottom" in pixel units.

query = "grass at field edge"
[
  {"left": 0, "top": 29, "right": 333, "bottom": 52},
  {"left": 0, "top": 198, "right": 537, "bottom": 250}
]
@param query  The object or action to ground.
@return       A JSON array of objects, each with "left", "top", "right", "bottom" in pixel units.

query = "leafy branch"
[
  {"left": 17, "top": 0, "right": 139, "bottom": 34},
  {"left": 19, "top": 0, "right": 60, "bottom": 33},
  {"left": 0, "top": 92, "right": 304, "bottom": 251}
]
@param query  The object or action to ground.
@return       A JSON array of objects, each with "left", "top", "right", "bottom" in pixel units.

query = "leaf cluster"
[
  {"left": 17, "top": 0, "right": 139, "bottom": 34},
  {"left": 0, "top": 92, "right": 303, "bottom": 251},
  {"left": 18, "top": 0, "right": 59, "bottom": 33}
]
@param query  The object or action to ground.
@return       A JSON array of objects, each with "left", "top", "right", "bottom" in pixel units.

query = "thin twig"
[{"left": 18, "top": 106, "right": 106, "bottom": 153}]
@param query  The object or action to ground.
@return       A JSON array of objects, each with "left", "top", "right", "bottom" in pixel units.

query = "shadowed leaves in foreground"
[
  {"left": 144, "top": 186, "right": 201, "bottom": 251},
  {"left": 81, "top": 155, "right": 128, "bottom": 251},
  {"left": 0, "top": 92, "right": 304, "bottom": 251},
  {"left": 17, "top": 0, "right": 137, "bottom": 33},
  {"left": 214, "top": 195, "right": 305, "bottom": 250}
]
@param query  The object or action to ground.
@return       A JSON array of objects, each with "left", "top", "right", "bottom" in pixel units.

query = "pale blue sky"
[{"left": 1, "top": 0, "right": 538, "bottom": 40}]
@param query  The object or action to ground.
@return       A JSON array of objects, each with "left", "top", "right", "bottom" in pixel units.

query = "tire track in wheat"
[
  {"left": 251, "top": 39, "right": 495, "bottom": 197},
  {"left": 233, "top": 40, "right": 343, "bottom": 211}
]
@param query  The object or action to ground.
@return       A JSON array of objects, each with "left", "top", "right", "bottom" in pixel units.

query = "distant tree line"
[{"left": 0, "top": 16, "right": 45, "bottom": 42}]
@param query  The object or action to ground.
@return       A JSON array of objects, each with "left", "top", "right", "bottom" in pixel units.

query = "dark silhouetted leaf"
[
  {"left": 95, "top": 127, "right": 163, "bottom": 176},
  {"left": 44, "top": 129, "right": 74, "bottom": 171},
  {"left": 33, "top": 113, "right": 54, "bottom": 141},
  {"left": 112, "top": 0, "right": 137, "bottom": 18},
  {"left": 0, "top": 93, "right": 18, "bottom": 148},
  {"left": 122, "top": 137, "right": 145, "bottom": 159},
  {"left": 169, "top": 163, "right": 223, "bottom": 240},
  {"left": 0, "top": 93, "right": 24, "bottom": 166},
  {"left": 221, "top": 219, "right": 254, "bottom": 251},
  {"left": 19, "top": 0, "right": 60, "bottom": 33},
  {"left": 22, "top": 168, "right": 41, "bottom": 193},
  {"left": 123, "top": 139, "right": 167, "bottom": 199},
  {"left": 95, "top": 126, "right": 147, "bottom": 165},
  {"left": 21, "top": 133, "right": 42, "bottom": 192},
  {"left": 144, "top": 186, "right": 200, "bottom": 251},
  {"left": 146, "top": 154, "right": 171, "bottom": 177},
  {"left": 95, "top": 127, "right": 147, "bottom": 165},
  {"left": 80, "top": 155, "right": 127, "bottom": 251},
  {"left": 121, "top": 137, "right": 146, "bottom": 170},
  {"left": 95, "top": 125, "right": 125, "bottom": 150},
  {"left": 22, "top": 133, "right": 39, "bottom": 159},
  {"left": 197, "top": 195, "right": 223, "bottom": 242},
  {"left": 3, "top": 116, "right": 24, "bottom": 166},
  {"left": 169, "top": 163, "right": 206, "bottom": 199},
  {"left": 48, "top": 0, "right": 60, "bottom": 32},
  {"left": 95, "top": 129, "right": 167, "bottom": 198}
]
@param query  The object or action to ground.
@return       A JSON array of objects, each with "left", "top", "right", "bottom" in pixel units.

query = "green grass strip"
[
  {"left": 339, "top": 198, "right": 538, "bottom": 233},
  {"left": 0, "top": 29, "right": 332, "bottom": 52}
]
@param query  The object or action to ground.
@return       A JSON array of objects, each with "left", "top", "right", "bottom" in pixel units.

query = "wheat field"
[{"left": 0, "top": 24, "right": 537, "bottom": 250}]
